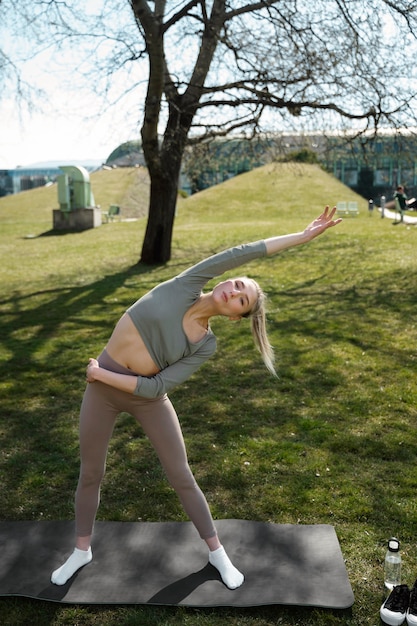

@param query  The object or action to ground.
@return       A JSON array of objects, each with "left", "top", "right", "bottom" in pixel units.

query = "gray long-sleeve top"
[{"left": 127, "top": 240, "right": 267, "bottom": 397}]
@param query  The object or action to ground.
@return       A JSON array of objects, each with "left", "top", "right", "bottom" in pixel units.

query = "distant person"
[
  {"left": 394, "top": 185, "right": 407, "bottom": 211},
  {"left": 393, "top": 185, "right": 407, "bottom": 223},
  {"left": 51, "top": 207, "right": 342, "bottom": 590}
]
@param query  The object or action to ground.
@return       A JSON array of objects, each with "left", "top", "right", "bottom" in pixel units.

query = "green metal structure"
[{"left": 57, "top": 165, "right": 95, "bottom": 212}]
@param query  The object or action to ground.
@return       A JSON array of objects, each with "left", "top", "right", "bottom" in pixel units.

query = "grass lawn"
[{"left": 1, "top": 163, "right": 417, "bottom": 625}]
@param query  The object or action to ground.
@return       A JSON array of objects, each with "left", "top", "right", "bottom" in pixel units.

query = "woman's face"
[{"left": 212, "top": 277, "right": 258, "bottom": 318}]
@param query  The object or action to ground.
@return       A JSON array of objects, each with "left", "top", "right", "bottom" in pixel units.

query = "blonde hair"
[{"left": 243, "top": 280, "right": 277, "bottom": 377}]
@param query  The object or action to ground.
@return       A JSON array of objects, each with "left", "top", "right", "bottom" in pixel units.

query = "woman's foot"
[
  {"left": 51, "top": 547, "right": 92, "bottom": 585},
  {"left": 209, "top": 546, "right": 244, "bottom": 589}
]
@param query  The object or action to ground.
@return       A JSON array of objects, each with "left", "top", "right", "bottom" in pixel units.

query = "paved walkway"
[{"left": 377, "top": 207, "right": 417, "bottom": 224}]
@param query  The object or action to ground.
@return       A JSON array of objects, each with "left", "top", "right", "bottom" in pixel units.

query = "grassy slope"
[{"left": 0, "top": 163, "right": 416, "bottom": 625}]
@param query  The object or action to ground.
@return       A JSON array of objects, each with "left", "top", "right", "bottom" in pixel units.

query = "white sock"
[
  {"left": 51, "top": 547, "right": 92, "bottom": 585},
  {"left": 209, "top": 546, "right": 244, "bottom": 589}
]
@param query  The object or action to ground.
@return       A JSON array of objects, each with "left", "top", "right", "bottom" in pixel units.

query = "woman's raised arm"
[{"left": 264, "top": 206, "right": 342, "bottom": 257}]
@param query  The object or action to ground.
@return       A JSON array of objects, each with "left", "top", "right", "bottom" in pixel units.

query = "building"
[{"left": 0, "top": 161, "right": 102, "bottom": 197}]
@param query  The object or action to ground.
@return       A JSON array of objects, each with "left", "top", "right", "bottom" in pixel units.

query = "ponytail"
[{"left": 243, "top": 281, "right": 277, "bottom": 377}]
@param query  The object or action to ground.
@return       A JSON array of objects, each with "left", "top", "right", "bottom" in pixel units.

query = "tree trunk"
[
  {"left": 140, "top": 93, "right": 192, "bottom": 264},
  {"left": 140, "top": 163, "right": 179, "bottom": 265}
]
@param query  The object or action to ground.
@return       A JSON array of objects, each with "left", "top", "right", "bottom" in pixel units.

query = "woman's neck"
[{"left": 187, "top": 292, "right": 215, "bottom": 328}]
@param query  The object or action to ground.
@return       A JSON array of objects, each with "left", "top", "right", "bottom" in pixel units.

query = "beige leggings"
[{"left": 75, "top": 349, "right": 217, "bottom": 540}]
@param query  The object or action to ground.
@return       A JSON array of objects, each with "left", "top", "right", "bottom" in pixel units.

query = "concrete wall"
[{"left": 52, "top": 207, "right": 102, "bottom": 231}]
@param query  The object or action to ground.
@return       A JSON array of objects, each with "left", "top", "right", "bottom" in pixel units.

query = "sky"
[
  {"left": 0, "top": 69, "right": 141, "bottom": 170},
  {"left": 0, "top": 104, "right": 127, "bottom": 169},
  {"left": 0, "top": 98, "right": 138, "bottom": 170},
  {"left": 0, "top": 0, "right": 142, "bottom": 170}
]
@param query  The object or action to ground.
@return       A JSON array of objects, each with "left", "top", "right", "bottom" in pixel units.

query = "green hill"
[
  {"left": 179, "top": 162, "right": 366, "bottom": 222},
  {"left": 176, "top": 162, "right": 366, "bottom": 241}
]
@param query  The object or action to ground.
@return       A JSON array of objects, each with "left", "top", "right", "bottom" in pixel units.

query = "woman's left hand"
[{"left": 86, "top": 358, "right": 99, "bottom": 382}]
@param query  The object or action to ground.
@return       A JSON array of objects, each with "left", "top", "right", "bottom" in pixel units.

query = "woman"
[{"left": 51, "top": 207, "right": 341, "bottom": 589}]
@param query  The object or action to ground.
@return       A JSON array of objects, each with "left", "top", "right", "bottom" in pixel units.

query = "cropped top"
[{"left": 127, "top": 239, "right": 267, "bottom": 398}]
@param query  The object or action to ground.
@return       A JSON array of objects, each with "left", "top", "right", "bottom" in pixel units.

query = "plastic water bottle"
[{"left": 384, "top": 537, "right": 401, "bottom": 590}]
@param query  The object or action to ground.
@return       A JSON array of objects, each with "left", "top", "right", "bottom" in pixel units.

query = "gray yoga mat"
[{"left": 0, "top": 519, "right": 354, "bottom": 608}]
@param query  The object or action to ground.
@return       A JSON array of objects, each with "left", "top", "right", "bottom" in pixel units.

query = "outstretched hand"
[
  {"left": 303, "top": 206, "right": 342, "bottom": 241},
  {"left": 264, "top": 206, "right": 342, "bottom": 256}
]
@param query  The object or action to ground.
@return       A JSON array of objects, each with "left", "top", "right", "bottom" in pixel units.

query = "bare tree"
[
  {"left": 0, "top": 2, "right": 45, "bottom": 111},
  {"left": 2, "top": 0, "right": 417, "bottom": 263}
]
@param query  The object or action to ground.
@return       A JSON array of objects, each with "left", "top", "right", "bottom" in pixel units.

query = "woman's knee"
[
  {"left": 77, "top": 466, "right": 105, "bottom": 490},
  {"left": 165, "top": 463, "right": 198, "bottom": 492}
]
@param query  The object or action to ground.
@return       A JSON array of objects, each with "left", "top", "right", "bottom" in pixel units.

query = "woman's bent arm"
[
  {"left": 85, "top": 343, "right": 214, "bottom": 398},
  {"left": 86, "top": 358, "right": 137, "bottom": 393}
]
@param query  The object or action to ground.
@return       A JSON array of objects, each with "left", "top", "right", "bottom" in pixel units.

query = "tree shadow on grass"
[{"left": 0, "top": 262, "right": 162, "bottom": 521}]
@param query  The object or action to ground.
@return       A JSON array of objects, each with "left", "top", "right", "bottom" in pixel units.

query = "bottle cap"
[{"left": 388, "top": 537, "right": 400, "bottom": 552}]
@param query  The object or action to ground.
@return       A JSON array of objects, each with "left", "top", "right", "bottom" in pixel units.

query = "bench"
[
  {"left": 336, "top": 201, "right": 359, "bottom": 217},
  {"left": 102, "top": 205, "right": 121, "bottom": 223}
]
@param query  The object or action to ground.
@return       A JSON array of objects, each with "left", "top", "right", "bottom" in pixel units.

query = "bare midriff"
[
  {"left": 105, "top": 313, "right": 160, "bottom": 376},
  {"left": 105, "top": 306, "right": 208, "bottom": 377}
]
